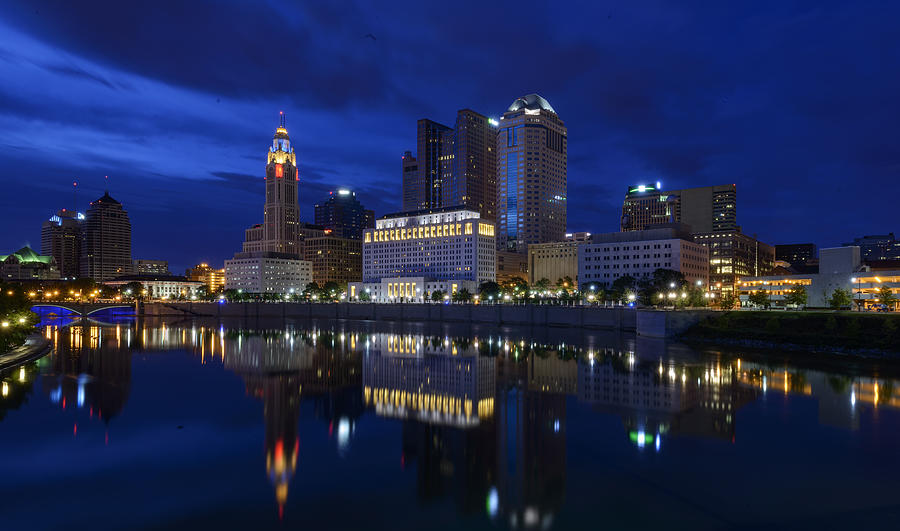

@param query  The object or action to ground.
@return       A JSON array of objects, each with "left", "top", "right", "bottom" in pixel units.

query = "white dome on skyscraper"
[{"left": 506, "top": 94, "right": 556, "bottom": 114}]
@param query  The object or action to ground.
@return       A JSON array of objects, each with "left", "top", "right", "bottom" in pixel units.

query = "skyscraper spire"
[
  {"left": 279, "top": 110, "right": 285, "bottom": 128},
  {"left": 104, "top": 175, "right": 109, "bottom": 194},
  {"left": 73, "top": 180, "right": 78, "bottom": 212}
]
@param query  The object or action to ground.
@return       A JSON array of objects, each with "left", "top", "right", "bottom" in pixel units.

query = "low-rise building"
[
  {"left": 0, "top": 246, "right": 60, "bottom": 281},
  {"left": 106, "top": 274, "right": 203, "bottom": 299},
  {"left": 528, "top": 241, "right": 581, "bottom": 287},
  {"left": 738, "top": 246, "right": 900, "bottom": 309},
  {"left": 133, "top": 259, "right": 170, "bottom": 275},
  {"left": 224, "top": 252, "right": 312, "bottom": 294},
  {"left": 186, "top": 263, "right": 225, "bottom": 292},
  {"left": 578, "top": 225, "right": 709, "bottom": 288},
  {"left": 496, "top": 251, "right": 527, "bottom": 284},
  {"left": 348, "top": 277, "right": 478, "bottom": 303}
]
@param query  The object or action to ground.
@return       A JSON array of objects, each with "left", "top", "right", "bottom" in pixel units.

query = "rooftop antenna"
[
  {"left": 279, "top": 110, "right": 285, "bottom": 128},
  {"left": 104, "top": 175, "right": 109, "bottom": 194},
  {"left": 73, "top": 180, "right": 78, "bottom": 212}
]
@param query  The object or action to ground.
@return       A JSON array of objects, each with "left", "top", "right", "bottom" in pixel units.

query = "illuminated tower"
[
  {"left": 496, "top": 94, "right": 567, "bottom": 253},
  {"left": 243, "top": 113, "right": 301, "bottom": 256}
]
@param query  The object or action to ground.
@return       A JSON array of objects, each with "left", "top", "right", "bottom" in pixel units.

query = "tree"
[
  {"left": 719, "top": 292, "right": 737, "bottom": 310},
  {"left": 453, "top": 289, "right": 472, "bottom": 303},
  {"left": 879, "top": 286, "right": 896, "bottom": 309},
  {"left": 748, "top": 290, "right": 770, "bottom": 309},
  {"left": 431, "top": 290, "right": 445, "bottom": 302},
  {"left": 828, "top": 288, "right": 852, "bottom": 309},
  {"left": 478, "top": 281, "right": 501, "bottom": 300},
  {"left": 322, "top": 281, "right": 341, "bottom": 299},
  {"left": 785, "top": 285, "right": 808, "bottom": 308},
  {"left": 534, "top": 278, "right": 551, "bottom": 291},
  {"left": 120, "top": 281, "right": 145, "bottom": 299},
  {"left": 610, "top": 275, "right": 638, "bottom": 302},
  {"left": 303, "top": 282, "right": 321, "bottom": 300},
  {"left": 358, "top": 289, "right": 371, "bottom": 302}
]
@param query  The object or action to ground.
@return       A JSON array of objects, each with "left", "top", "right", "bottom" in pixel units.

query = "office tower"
[
  {"left": 621, "top": 183, "right": 737, "bottom": 233},
  {"left": 228, "top": 114, "right": 313, "bottom": 293},
  {"left": 496, "top": 94, "right": 567, "bottom": 253},
  {"left": 41, "top": 208, "right": 83, "bottom": 279},
  {"left": 133, "top": 259, "right": 169, "bottom": 275},
  {"left": 841, "top": 233, "right": 900, "bottom": 262},
  {"left": 243, "top": 113, "right": 301, "bottom": 256},
  {"left": 693, "top": 231, "right": 774, "bottom": 296},
  {"left": 79, "top": 192, "right": 132, "bottom": 281},
  {"left": 186, "top": 263, "right": 226, "bottom": 292},
  {"left": 528, "top": 241, "right": 581, "bottom": 287},
  {"left": 303, "top": 234, "right": 362, "bottom": 285},
  {"left": 401, "top": 151, "right": 418, "bottom": 212},
  {"left": 402, "top": 110, "right": 497, "bottom": 220},
  {"left": 313, "top": 189, "right": 374, "bottom": 240},
  {"left": 775, "top": 243, "right": 817, "bottom": 266}
]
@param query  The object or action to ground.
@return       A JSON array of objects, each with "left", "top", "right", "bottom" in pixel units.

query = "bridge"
[{"left": 31, "top": 302, "right": 136, "bottom": 316}]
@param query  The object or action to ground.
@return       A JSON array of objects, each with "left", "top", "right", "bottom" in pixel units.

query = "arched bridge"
[{"left": 31, "top": 302, "right": 136, "bottom": 316}]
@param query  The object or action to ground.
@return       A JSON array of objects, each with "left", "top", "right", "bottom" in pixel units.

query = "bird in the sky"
[{"left": 364, "top": 33, "right": 377, "bottom": 41}]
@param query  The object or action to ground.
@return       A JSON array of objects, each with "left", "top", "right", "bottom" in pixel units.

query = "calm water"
[{"left": 1, "top": 316, "right": 899, "bottom": 530}]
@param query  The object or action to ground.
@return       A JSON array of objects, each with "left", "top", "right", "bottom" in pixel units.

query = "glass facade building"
[{"left": 496, "top": 94, "right": 567, "bottom": 253}]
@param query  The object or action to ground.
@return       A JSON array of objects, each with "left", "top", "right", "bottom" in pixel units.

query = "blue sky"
[{"left": 0, "top": 1, "right": 897, "bottom": 272}]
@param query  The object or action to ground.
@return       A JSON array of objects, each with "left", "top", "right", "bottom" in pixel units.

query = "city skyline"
[{"left": 1, "top": 3, "right": 899, "bottom": 274}]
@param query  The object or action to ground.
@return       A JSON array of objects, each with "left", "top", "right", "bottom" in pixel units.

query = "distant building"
[
  {"left": 185, "top": 263, "right": 225, "bottom": 292},
  {"left": 224, "top": 252, "right": 312, "bottom": 294},
  {"left": 403, "top": 110, "right": 497, "bottom": 221},
  {"left": 841, "top": 233, "right": 900, "bottom": 262},
  {"left": 401, "top": 151, "right": 418, "bottom": 212},
  {"left": 133, "top": 259, "right": 169, "bottom": 276},
  {"left": 496, "top": 94, "right": 567, "bottom": 252},
  {"left": 242, "top": 114, "right": 302, "bottom": 256},
  {"left": 496, "top": 251, "right": 528, "bottom": 284},
  {"left": 41, "top": 208, "right": 83, "bottom": 279},
  {"left": 775, "top": 243, "right": 817, "bottom": 266},
  {"left": 578, "top": 226, "right": 709, "bottom": 288},
  {"left": 565, "top": 232, "right": 592, "bottom": 242},
  {"left": 106, "top": 274, "right": 203, "bottom": 300},
  {"left": 304, "top": 235, "right": 362, "bottom": 285},
  {"left": 361, "top": 207, "right": 495, "bottom": 284},
  {"left": 621, "top": 183, "right": 737, "bottom": 233},
  {"left": 313, "top": 189, "right": 374, "bottom": 240},
  {"left": 739, "top": 246, "right": 899, "bottom": 310},
  {"left": 0, "top": 246, "right": 60, "bottom": 281},
  {"left": 80, "top": 192, "right": 132, "bottom": 281},
  {"left": 693, "top": 231, "right": 774, "bottom": 296},
  {"left": 528, "top": 242, "right": 581, "bottom": 287}
]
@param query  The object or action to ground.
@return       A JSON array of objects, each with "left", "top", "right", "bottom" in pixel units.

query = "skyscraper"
[
  {"left": 243, "top": 113, "right": 301, "bottom": 256},
  {"left": 79, "top": 192, "right": 132, "bottom": 281},
  {"left": 41, "top": 208, "right": 83, "bottom": 279},
  {"left": 401, "top": 151, "right": 418, "bottom": 211},
  {"left": 621, "top": 183, "right": 737, "bottom": 233},
  {"left": 402, "top": 110, "right": 497, "bottom": 220},
  {"left": 313, "top": 189, "right": 374, "bottom": 240},
  {"left": 496, "top": 94, "right": 567, "bottom": 253},
  {"left": 227, "top": 114, "right": 312, "bottom": 294}
]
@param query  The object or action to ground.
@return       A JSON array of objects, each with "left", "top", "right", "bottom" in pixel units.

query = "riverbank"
[
  {"left": 0, "top": 334, "right": 52, "bottom": 371},
  {"left": 683, "top": 311, "right": 900, "bottom": 356}
]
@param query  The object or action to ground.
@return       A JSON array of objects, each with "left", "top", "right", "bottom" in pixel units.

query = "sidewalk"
[{"left": 0, "top": 334, "right": 52, "bottom": 371}]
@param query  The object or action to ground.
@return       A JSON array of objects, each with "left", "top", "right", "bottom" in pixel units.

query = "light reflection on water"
[{"left": 1, "top": 317, "right": 899, "bottom": 529}]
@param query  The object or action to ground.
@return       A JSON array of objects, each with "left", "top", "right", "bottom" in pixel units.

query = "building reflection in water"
[
  {"left": 6, "top": 319, "right": 900, "bottom": 529},
  {"left": 39, "top": 321, "right": 133, "bottom": 430}
]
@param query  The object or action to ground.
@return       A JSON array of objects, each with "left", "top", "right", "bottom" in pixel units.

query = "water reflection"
[{"left": 2, "top": 318, "right": 899, "bottom": 528}]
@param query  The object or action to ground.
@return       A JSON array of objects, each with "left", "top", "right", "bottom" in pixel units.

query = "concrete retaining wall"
[{"left": 142, "top": 302, "right": 712, "bottom": 335}]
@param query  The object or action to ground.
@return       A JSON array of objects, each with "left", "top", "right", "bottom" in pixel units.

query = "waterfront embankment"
[
  {"left": 0, "top": 334, "right": 52, "bottom": 371},
  {"left": 141, "top": 302, "right": 715, "bottom": 338},
  {"left": 683, "top": 310, "right": 900, "bottom": 356}
]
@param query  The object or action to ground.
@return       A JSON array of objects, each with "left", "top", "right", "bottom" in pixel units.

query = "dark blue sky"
[{"left": 1, "top": 1, "right": 897, "bottom": 273}]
